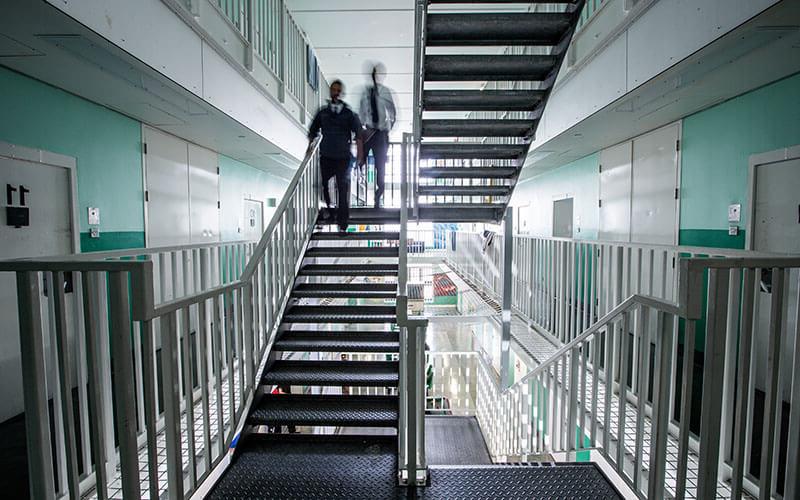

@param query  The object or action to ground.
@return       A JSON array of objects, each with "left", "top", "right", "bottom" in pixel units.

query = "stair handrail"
[
  {"left": 493, "top": 293, "right": 679, "bottom": 395},
  {"left": 1, "top": 138, "right": 322, "bottom": 500}
]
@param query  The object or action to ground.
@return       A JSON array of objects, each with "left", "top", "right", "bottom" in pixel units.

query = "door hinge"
[
  {"left": 676, "top": 139, "right": 680, "bottom": 152},
  {"left": 217, "top": 201, "right": 221, "bottom": 209},
  {"left": 143, "top": 143, "right": 148, "bottom": 154},
  {"left": 672, "top": 256, "right": 676, "bottom": 268},
  {"left": 145, "top": 190, "right": 149, "bottom": 202},
  {"left": 217, "top": 167, "right": 220, "bottom": 175},
  {"left": 675, "top": 188, "right": 679, "bottom": 199},
  {"left": 598, "top": 164, "right": 602, "bottom": 173},
  {"left": 598, "top": 199, "right": 602, "bottom": 208}
]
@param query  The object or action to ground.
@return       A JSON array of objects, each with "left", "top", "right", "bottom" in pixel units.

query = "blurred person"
[
  {"left": 358, "top": 62, "right": 397, "bottom": 209},
  {"left": 308, "top": 79, "right": 364, "bottom": 231}
]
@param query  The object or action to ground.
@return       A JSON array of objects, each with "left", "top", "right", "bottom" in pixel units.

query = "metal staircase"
[
  {"left": 413, "top": 0, "right": 585, "bottom": 223},
  {"left": 208, "top": 209, "right": 405, "bottom": 498}
]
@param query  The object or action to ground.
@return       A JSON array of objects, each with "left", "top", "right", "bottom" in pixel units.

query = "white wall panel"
[
  {"left": 48, "top": 0, "right": 203, "bottom": 95},
  {"left": 201, "top": 43, "right": 307, "bottom": 160},
  {"left": 598, "top": 142, "right": 632, "bottom": 242},
  {"left": 627, "top": 0, "right": 777, "bottom": 89},
  {"left": 532, "top": 34, "right": 627, "bottom": 148}
]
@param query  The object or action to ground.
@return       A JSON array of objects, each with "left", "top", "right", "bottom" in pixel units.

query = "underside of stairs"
[{"left": 416, "top": 0, "right": 584, "bottom": 224}]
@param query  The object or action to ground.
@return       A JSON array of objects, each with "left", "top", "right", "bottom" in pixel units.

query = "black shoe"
[{"left": 338, "top": 225, "right": 348, "bottom": 233}]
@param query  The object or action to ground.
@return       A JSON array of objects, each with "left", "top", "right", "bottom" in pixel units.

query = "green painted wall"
[
  {"left": 679, "top": 72, "right": 800, "bottom": 248},
  {"left": 218, "top": 154, "right": 289, "bottom": 241},
  {"left": 0, "top": 67, "right": 145, "bottom": 252},
  {"left": 512, "top": 153, "right": 600, "bottom": 240}
]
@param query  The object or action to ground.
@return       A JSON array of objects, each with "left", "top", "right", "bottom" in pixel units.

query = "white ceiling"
[{"left": 287, "top": 0, "right": 415, "bottom": 140}]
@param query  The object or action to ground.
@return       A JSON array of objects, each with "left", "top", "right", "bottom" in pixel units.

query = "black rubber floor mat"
[
  {"left": 263, "top": 360, "right": 399, "bottom": 387},
  {"left": 248, "top": 394, "right": 398, "bottom": 427},
  {"left": 207, "top": 434, "right": 404, "bottom": 500},
  {"left": 418, "top": 464, "right": 622, "bottom": 499}
]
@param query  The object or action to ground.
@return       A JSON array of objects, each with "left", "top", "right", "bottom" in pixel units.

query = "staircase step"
[
  {"left": 318, "top": 208, "right": 400, "bottom": 224},
  {"left": 274, "top": 330, "right": 399, "bottom": 352},
  {"left": 426, "top": 12, "right": 574, "bottom": 47},
  {"left": 291, "top": 283, "right": 397, "bottom": 300},
  {"left": 421, "top": 119, "right": 534, "bottom": 138},
  {"left": 305, "top": 246, "right": 399, "bottom": 258},
  {"left": 283, "top": 305, "right": 397, "bottom": 324},
  {"left": 418, "top": 203, "right": 506, "bottom": 223},
  {"left": 420, "top": 143, "right": 526, "bottom": 160},
  {"left": 312, "top": 231, "right": 399, "bottom": 241},
  {"left": 262, "top": 360, "right": 399, "bottom": 387},
  {"left": 420, "top": 167, "right": 518, "bottom": 179},
  {"left": 423, "top": 89, "right": 545, "bottom": 112},
  {"left": 428, "top": 0, "right": 581, "bottom": 3},
  {"left": 418, "top": 185, "right": 512, "bottom": 197},
  {"left": 425, "top": 54, "right": 558, "bottom": 81},
  {"left": 248, "top": 394, "right": 398, "bottom": 427},
  {"left": 299, "top": 264, "right": 398, "bottom": 277}
]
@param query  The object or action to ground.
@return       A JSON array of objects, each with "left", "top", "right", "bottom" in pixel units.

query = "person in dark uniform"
[{"left": 308, "top": 80, "right": 364, "bottom": 232}]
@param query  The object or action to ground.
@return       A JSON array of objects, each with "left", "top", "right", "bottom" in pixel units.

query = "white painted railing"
[
  {"left": 448, "top": 230, "right": 800, "bottom": 499},
  {"left": 1, "top": 140, "right": 321, "bottom": 500}
]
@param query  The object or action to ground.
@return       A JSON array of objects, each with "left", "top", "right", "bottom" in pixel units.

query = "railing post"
[
  {"left": 108, "top": 271, "right": 142, "bottom": 500},
  {"left": 16, "top": 271, "right": 56, "bottom": 500},
  {"left": 244, "top": 0, "right": 255, "bottom": 71},
  {"left": 696, "top": 268, "right": 730, "bottom": 500},
  {"left": 500, "top": 206, "right": 513, "bottom": 389},
  {"left": 648, "top": 311, "right": 675, "bottom": 500}
]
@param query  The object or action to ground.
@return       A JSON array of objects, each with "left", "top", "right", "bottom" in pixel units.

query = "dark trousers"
[
  {"left": 320, "top": 155, "right": 351, "bottom": 229},
  {"left": 364, "top": 129, "right": 389, "bottom": 207}
]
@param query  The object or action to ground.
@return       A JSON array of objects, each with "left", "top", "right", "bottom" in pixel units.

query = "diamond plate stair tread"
[
  {"left": 423, "top": 89, "right": 545, "bottom": 112},
  {"left": 312, "top": 231, "right": 400, "bottom": 240},
  {"left": 299, "top": 264, "right": 399, "bottom": 276},
  {"left": 305, "top": 246, "right": 400, "bottom": 258},
  {"left": 275, "top": 331, "right": 399, "bottom": 352},
  {"left": 419, "top": 464, "right": 622, "bottom": 499},
  {"left": 292, "top": 283, "right": 398, "bottom": 299},
  {"left": 426, "top": 12, "right": 573, "bottom": 47},
  {"left": 248, "top": 395, "right": 399, "bottom": 427},
  {"left": 419, "top": 166, "right": 518, "bottom": 179},
  {"left": 283, "top": 304, "right": 397, "bottom": 323},
  {"left": 207, "top": 434, "right": 402, "bottom": 500},
  {"left": 263, "top": 360, "right": 399, "bottom": 387},
  {"left": 425, "top": 416, "right": 492, "bottom": 465},
  {"left": 319, "top": 208, "right": 400, "bottom": 224}
]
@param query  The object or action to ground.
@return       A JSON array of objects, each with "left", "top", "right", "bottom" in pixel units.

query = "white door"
[
  {"left": 630, "top": 123, "right": 680, "bottom": 245},
  {"left": 599, "top": 141, "right": 632, "bottom": 242},
  {"left": 188, "top": 144, "right": 220, "bottom": 242},
  {"left": 144, "top": 127, "right": 191, "bottom": 247},
  {"left": 752, "top": 157, "right": 800, "bottom": 401},
  {"left": 144, "top": 127, "right": 220, "bottom": 247},
  {"left": 242, "top": 199, "right": 264, "bottom": 242},
  {"left": 0, "top": 151, "right": 74, "bottom": 422}
]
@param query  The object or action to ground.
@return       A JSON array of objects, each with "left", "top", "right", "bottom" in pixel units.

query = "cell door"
[
  {"left": 751, "top": 156, "right": 800, "bottom": 402},
  {"left": 0, "top": 148, "right": 75, "bottom": 422},
  {"left": 552, "top": 198, "right": 574, "bottom": 238}
]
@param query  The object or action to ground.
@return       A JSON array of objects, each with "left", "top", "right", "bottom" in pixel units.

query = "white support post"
[{"left": 500, "top": 207, "right": 514, "bottom": 389}]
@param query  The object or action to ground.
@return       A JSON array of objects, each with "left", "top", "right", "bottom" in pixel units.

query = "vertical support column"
[
  {"left": 16, "top": 271, "right": 55, "bottom": 500},
  {"left": 399, "top": 133, "right": 409, "bottom": 302},
  {"left": 499, "top": 206, "right": 514, "bottom": 389}
]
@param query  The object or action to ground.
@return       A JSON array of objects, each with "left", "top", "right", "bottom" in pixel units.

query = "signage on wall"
[{"left": 6, "top": 183, "right": 30, "bottom": 228}]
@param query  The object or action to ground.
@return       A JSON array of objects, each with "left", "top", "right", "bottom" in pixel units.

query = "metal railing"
[
  {"left": 186, "top": 0, "right": 316, "bottom": 116},
  {"left": 2, "top": 140, "right": 321, "bottom": 500},
  {"left": 397, "top": 132, "right": 429, "bottom": 486},
  {"left": 447, "top": 229, "right": 800, "bottom": 499}
]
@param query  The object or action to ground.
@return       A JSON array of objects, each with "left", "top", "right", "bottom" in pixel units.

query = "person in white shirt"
[{"left": 358, "top": 63, "right": 397, "bottom": 209}]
